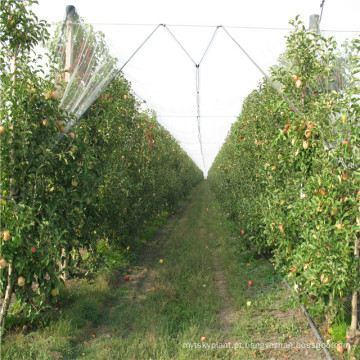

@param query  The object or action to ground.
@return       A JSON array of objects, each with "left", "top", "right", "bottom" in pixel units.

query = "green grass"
[
  {"left": 1, "top": 183, "right": 230, "bottom": 359},
  {"left": 1, "top": 182, "right": 337, "bottom": 359}
]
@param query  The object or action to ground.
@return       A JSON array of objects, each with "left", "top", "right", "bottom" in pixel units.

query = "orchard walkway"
[{"left": 2, "top": 182, "right": 330, "bottom": 359}]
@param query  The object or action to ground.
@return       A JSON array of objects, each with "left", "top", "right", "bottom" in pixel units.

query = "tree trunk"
[
  {"left": 346, "top": 214, "right": 360, "bottom": 352},
  {"left": 1, "top": 45, "right": 20, "bottom": 330},
  {"left": 325, "top": 292, "right": 337, "bottom": 330},
  {"left": 0, "top": 261, "right": 14, "bottom": 329},
  {"left": 60, "top": 248, "right": 69, "bottom": 281}
]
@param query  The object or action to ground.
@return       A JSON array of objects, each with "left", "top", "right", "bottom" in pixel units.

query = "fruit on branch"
[
  {"left": 17, "top": 276, "right": 25, "bottom": 287},
  {"left": 0, "top": 126, "right": 5, "bottom": 134},
  {"left": 342, "top": 171, "right": 349, "bottom": 181},
  {"left": 3, "top": 230, "right": 10, "bottom": 241},
  {"left": 0, "top": 259, "right": 7, "bottom": 269},
  {"left": 302, "top": 140, "right": 309, "bottom": 149},
  {"left": 51, "top": 288, "right": 59, "bottom": 296}
]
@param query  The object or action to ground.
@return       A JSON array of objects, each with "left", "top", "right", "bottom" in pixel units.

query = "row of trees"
[
  {"left": 0, "top": 0, "right": 202, "bottom": 330},
  {"left": 208, "top": 17, "right": 360, "bottom": 350}
]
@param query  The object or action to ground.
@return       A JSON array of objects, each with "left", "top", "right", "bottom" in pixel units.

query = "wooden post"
[
  {"left": 60, "top": 5, "right": 75, "bottom": 281},
  {"left": 309, "top": 14, "right": 320, "bottom": 34},
  {"left": 64, "top": 5, "right": 75, "bottom": 83}
]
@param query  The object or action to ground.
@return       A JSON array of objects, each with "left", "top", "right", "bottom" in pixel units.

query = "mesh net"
[
  {"left": 48, "top": 5, "right": 360, "bottom": 175},
  {"left": 51, "top": 7, "right": 119, "bottom": 130}
]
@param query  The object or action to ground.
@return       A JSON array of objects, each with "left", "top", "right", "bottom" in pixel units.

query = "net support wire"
[{"left": 57, "top": 14, "right": 308, "bottom": 172}]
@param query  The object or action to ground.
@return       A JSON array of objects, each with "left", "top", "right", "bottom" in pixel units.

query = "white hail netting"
[
  {"left": 50, "top": 8, "right": 359, "bottom": 176},
  {"left": 52, "top": 8, "right": 119, "bottom": 132}
]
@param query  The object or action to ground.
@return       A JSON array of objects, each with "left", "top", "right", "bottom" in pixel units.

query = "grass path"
[{"left": 2, "top": 181, "right": 335, "bottom": 359}]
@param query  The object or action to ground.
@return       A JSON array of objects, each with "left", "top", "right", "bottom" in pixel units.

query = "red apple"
[
  {"left": 201, "top": 336, "right": 206, "bottom": 342},
  {"left": 69, "top": 132, "right": 75, "bottom": 139},
  {"left": 31, "top": 246, "right": 36, "bottom": 253},
  {"left": 336, "top": 344, "right": 344, "bottom": 353},
  {"left": 308, "top": 123, "right": 315, "bottom": 130},
  {"left": 295, "top": 79, "right": 302, "bottom": 88},
  {"left": 320, "top": 274, "right": 329, "bottom": 283},
  {"left": 55, "top": 120, "right": 63, "bottom": 130},
  {"left": 319, "top": 189, "right": 326, "bottom": 196},
  {"left": 248, "top": 280, "right": 253, "bottom": 286},
  {"left": 125, "top": 275, "right": 130, "bottom": 281},
  {"left": 0, "top": 126, "right": 5, "bottom": 134},
  {"left": 241, "top": 229, "right": 245, "bottom": 235}
]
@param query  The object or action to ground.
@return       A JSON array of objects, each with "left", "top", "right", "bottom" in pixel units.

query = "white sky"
[{"left": 34, "top": 0, "right": 360, "bottom": 175}]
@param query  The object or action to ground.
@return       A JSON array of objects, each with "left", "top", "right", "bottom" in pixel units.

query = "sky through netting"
[{"left": 35, "top": 0, "right": 360, "bottom": 175}]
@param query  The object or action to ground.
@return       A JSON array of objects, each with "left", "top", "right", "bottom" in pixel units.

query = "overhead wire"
[
  {"left": 221, "top": 26, "right": 303, "bottom": 117},
  {"left": 163, "top": 26, "right": 197, "bottom": 65},
  {"left": 199, "top": 26, "right": 220, "bottom": 65},
  {"left": 50, "top": 21, "right": 360, "bottom": 33}
]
